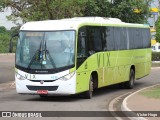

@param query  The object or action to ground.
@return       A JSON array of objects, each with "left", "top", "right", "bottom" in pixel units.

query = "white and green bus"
[{"left": 13, "top": 17, "right": 151, "bottom": 98}]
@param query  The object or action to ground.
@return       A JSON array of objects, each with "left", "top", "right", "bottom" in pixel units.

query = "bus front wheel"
[
  {"left": 125, "top": 69, "right": 135, "bottom": 89},
  {"left": 84, "top": 76, "right": 93, "bottom": 99}
]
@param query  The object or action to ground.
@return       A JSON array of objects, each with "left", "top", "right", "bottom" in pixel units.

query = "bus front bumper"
[{"left": 16, "top": 74, "right": 76, "bottom": 95}]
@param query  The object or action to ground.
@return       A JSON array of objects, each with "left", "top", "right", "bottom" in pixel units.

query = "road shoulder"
[
  {"left": 0, "top": 81, "right": 15, "bottom": 91},
  {"left": 121, "top": 84, "right": 160, "bottom": 120}
]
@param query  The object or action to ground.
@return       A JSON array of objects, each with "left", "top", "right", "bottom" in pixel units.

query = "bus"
[{"left": 11, "top": 17, "right": 151, "bottom": 99}]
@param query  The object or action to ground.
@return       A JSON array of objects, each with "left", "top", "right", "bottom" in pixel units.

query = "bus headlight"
[
  {"left": 16, "top": 73, "right": 26, "bottom": 80},
  {"left": 60, "top": 72, "right": 75, "bottom": 81}
]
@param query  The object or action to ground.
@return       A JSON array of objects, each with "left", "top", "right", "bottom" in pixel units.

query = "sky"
[
  {"left": 0, "top": 8, "right": 17, "bottom": 30},
  {"left": 0, "top": 0, "right": 159, "bottom": 30}
]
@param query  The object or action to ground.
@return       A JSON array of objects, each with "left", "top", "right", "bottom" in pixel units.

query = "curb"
[
  {"left": 151, "top": 67, "right": 160, "bottom": 69},
  {"left": 108, "top": 92, "right": 133, "bottom": 120},
  {"left": 0, "top": 53, "right": 15, "bottom": 55},
  {"left": 121, "top": 84, "right": 160, "bottom": 120},
  {"left": 152, "top": 61, "right": 160, "bottom": 63}
]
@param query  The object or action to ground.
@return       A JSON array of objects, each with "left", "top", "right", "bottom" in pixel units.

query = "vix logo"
[{"left": 97, "top": 53, "right": 111, "bottom": 68}]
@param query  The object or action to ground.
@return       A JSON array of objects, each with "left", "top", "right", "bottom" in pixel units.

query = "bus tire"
[
  {"left": 84, "top": 76, "right": 93, "bottom": 99},
  {"left": 124, "top": 69, "right": 135, "bottom": 89}
]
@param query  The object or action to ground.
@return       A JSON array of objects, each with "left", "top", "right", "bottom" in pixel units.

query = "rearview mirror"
[{"left": 9, "top": 33, "right": 18, "bottom": 53}]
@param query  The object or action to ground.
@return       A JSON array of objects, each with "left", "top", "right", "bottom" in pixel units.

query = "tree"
[
  {"left": 155, "top": 16, "right": 160, "bottom": 43},
  {"left": 10, "top": 26, "right": 20, "bottom": 36},
  {"left": 84, "top": 0, "right": 152, "bottom": 23},
  {"left": 0, "top": 1, "right": 5, "bottom": 11},
  {"left": 0, "top": 33, "right": 10, "bottom": 53},
  {"left": 1, "top": 0, "right": 86, "bottom": 24},
  {"left": 155, "top": 0, "right": 160, "bottom": 43},
  {"left": 1, "top": 0, "right": 152, "bottom": 24},
  {"left": 118, "top": 0, "right": 151, "bottom": 23},
  {"left": 84, "top": 0, "right": 110, "bottom": 17},
  {"left": 0, "top": 26, "right": 10, "bottom": 53},
  {"left": 0, "top": 26, "right": 7, "bottom": 33}
]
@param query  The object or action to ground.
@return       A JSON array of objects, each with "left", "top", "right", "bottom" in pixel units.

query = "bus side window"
[
  {"left": 78, "top": 30, "right": 87, "bottom": 58},
  {"left": 77, "top": 27, "right": 88, "bottom": 69},
  {"left": 106, "top": 27, "right": 115, "bottom": 51},
  {"left": 89, "top": 27, "right": 102, "bottom": 52}
]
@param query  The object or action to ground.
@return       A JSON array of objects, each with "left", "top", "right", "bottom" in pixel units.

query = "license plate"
[{"left": 37, "top": 90, "right": 48, "bottom": 94}]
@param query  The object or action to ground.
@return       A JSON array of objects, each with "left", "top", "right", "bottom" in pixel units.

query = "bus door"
[{"left": 76, "top": 27, "right": 90, "bottom": 93}]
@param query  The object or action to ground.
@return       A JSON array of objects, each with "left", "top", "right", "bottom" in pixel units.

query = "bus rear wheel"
[
  {"left": 125, "top": 69, "right": 135, "bottom": 89},
  {"left": 84, "top": 76, "right": 93, "bottom": 99}
]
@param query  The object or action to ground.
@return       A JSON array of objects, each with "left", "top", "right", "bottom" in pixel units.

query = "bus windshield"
[{"left": 16, "top": 31, "right": 75, "bottom": 70}]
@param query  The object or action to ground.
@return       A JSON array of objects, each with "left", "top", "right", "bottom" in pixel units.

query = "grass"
[{"left": 140, "top": 86, "right": 160, "bottom": 99}]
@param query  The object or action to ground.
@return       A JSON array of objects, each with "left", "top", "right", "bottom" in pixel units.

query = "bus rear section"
[{"left": 75, "top": 25, "right": 151, "bottom": 98}]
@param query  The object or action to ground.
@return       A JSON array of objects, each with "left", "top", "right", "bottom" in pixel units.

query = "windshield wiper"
[
  {"left": 27, "top": 40, "right": 43, "bottom": 69},
  {"left": 44, "top": 39, "right": 56, "bottom": 68},
  {"left": 27, "top": 36, "right": 57, "bottom": 69},
  {"left": 27, "top": 49, "right": 40, "bottom": 69}
]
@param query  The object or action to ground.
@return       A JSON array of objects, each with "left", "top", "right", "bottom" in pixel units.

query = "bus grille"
[{"left": 26, "top": 85, "right": 58, "bottom": 91}]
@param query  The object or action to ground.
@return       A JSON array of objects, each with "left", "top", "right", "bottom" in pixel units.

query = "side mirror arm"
[{"left": 9, "top": 33, "right": 18, "bottom": 53}]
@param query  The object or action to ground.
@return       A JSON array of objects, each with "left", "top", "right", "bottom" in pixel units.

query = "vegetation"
[
  {"left": 0, "top": 0, "right": 152, "bottom": 53},
  {"left": 152, "top": 52, "right": 160, "bottom": 67},
  {"left": 83, "top": 0, "right": 151, "bottom": 24},
  {"left": 140, "top": 86, "right": 160, "bottom": 99},
  {"left": 152, "top": 52, "right": 160, "bottom": 61},
  {"left": 155, "top": 16, "right": 160, "bottom": 43},
  {"left": 0, "top": 26, "right": 17, "bottom": 53},
  {"left": 0, "top": 0, "right": 151, "bottom": 24},
  {"left": 0, "top": 26, "right": 10, "bottom": 53},
  {"left": 0, "top": 1, "right": 5, "bottom": 11}
]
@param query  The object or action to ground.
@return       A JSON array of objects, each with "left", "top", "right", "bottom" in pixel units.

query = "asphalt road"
[
  {"left": 0, "top": 65, "right": 160, "bottom": 120},
  {"left": 0, "top": 54, "right": 15, "bottom": 84}
]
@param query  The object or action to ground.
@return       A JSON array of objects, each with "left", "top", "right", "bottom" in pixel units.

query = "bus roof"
[{"left": 20, "top": 17, "right": 150, "bottom": 31}]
